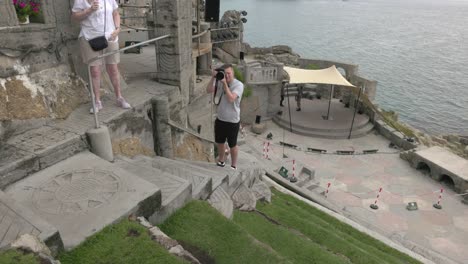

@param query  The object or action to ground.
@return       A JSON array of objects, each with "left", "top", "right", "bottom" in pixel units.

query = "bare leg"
[
  {"left": 217, "top": 143, "right": 226, "bottom": 162},
  {"left": 230, "top": 145, "right": 239, "bottom": 168},
  {"left": 90, "top": 65, "right": 102, "bottom": 102},
  {"left": 106, "top": 64, "right": 122, "bottom": 98}
]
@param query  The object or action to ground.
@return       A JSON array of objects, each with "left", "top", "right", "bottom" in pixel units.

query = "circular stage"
[{"left": 273, "top": 99, "right": 374, "bottom": 139}]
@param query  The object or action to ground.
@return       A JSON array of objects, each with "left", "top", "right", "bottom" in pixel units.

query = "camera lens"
[{"left": 216, "top": 71, "right": 225, "bottom": 80}]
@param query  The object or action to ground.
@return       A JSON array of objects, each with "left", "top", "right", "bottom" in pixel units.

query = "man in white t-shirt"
[
  {"left": 72, "top": 0, "right": 131, "bottom": 113},
  {"left": 206, "top": 64, "right": 244, "bottom": 170}
]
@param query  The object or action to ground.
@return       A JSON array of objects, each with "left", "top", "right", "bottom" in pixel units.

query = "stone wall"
[
  {"left": 0, "top": 0, "right": 90, "bottom": 142},
  {"left": 374, "top": 120, "right": 418, "bottom": 150}
]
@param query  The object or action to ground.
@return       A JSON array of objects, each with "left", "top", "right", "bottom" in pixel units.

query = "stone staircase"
[
  {"left": 3, "top": 151, "right": 162, "bottom": 250},
  {"left": 0, "top": 78, "right": 271, "bottom": 255}
]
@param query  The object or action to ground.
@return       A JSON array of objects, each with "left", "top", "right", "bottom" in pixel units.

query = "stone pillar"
[
  {"left": 151, "top": 98, "right": 174, "bottom": 159},
  {"left": 0, "top": 2, "right": 18, "bottom": 26},
  {"left": 267, "top": 83, "right": 282, "bottom": 118},
  {"left": 153, "top": 0, "right": 192, "bottom": 105},
  {"left": 197, "top": 22, "right": 212, "bottom": 76},
  {"left": 365, "top": 80, "right": 377, "bottom": 101}
]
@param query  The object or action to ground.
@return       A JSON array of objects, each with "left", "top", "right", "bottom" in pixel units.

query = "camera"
[{"left": 215, "top": 68, "right": 225, "bottom": 80}]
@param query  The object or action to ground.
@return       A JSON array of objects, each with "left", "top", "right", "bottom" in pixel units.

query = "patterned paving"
[
  {"left": 208, "top": 186, "right": 233, "bottom": 219},
  {"left": 244, "top": 121, "right": 468, "bottom": 263},
  {"left": 0, "top": 197, "right": 40, "bottom": 248}
]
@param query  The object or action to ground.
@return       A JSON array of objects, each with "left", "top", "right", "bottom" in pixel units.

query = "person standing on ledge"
[
  {"left": 72, "top": 0, "right": 131, "bottom": 114},
  {"left": 295, "top": 84, "right": 303, "bottom": 111},
  {"left": 206, "top": 64, "right": 244, "bottom": 170}
]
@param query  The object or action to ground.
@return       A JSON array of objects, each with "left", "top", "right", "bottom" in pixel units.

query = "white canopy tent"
[
  {"left": 281, "top": 65, "right": 362, "bottom": 140},
  {"left": 283, "top": 65, "right": 355, "bottom": 120},
  {"left": 283, "top": 65, "right": 355, "bottom": 87}
]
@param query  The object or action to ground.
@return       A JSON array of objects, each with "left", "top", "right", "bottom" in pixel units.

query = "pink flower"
[
  {"left": 13, "top": 0, "right": 17, "bottom": 5},
  {"left": 32, "top": 7, "right": 39, "bottom": 13},
  {"left": 19, "top": 2, "right": 25, "bottom": 8}
]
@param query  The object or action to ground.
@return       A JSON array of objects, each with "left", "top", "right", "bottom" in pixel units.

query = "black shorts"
[{"left": 215, "top": 119, "right": 240, "bottom": 148}]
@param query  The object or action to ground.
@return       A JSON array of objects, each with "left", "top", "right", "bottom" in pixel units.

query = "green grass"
[
  {"left": 59, "top": 219, "right": 185, "bottom": 264},
  {"left": 160, "top": 190, "right": 420, "bottom": 264},
  {"left": 251, "top": 189, "right": 420, "bottom": 264},
  {"left": 2, "top": 188, "right": 420, "bottom": 264},
  {"left": 159, "top": 201, "right": 287, "bottom": 264},
  {"left": 0, "top": 249, "right": 39, "bottom": 264}
]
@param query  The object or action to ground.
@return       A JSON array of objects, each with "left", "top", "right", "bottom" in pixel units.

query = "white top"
[
  {"left": 72, "top": 0, "right": 119, "bottom": 42},
  {"left": 216, "top": 79, "right": 244, "bottom": 123}
]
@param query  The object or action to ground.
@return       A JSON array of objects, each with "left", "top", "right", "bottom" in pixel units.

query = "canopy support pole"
[
  {"left": 348, "top": 85, "right": 363, "bottom": 139},
  {"left": 326, "top": 85, "right": 334, "bottom": 120},
  {"left": 286, "top": 83, "right": 293, "bottom": 132}
]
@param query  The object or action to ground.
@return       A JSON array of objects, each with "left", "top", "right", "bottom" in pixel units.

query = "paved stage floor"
[{"left": 244, "top": 121, "right": 468, "bottom": 264}]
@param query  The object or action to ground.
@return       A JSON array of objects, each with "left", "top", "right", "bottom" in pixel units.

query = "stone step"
[
  {"left": 207, "top": 186, "right": 233, "bottom": 219},
  {"left": 4, "top": 151, "right": 161, "bottom": 249},
  {"left": 177, "top": 151, "right": 263, "bottom": 195},
  {"left": 114, "top": 156, "right": 192, "bottom": 225},
  {"left": 131, "top": 155, "right": 214, "bottom": 200},
  {"left": 0, "top": 125, "right": 88, "bottom": 189},
  {"left": 0, "top": 190, "right": 63, "bottom": 255},
  {"left": 273, "top": 116, "right": 374, "bottom": 139}
]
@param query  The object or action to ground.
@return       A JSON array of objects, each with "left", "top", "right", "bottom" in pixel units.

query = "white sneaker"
[
  {"left": 117, "top": 97, "right": 131, "bottom": 109},
  {"left": 89, "top": 101, "right": 103, "bottom": 114}
]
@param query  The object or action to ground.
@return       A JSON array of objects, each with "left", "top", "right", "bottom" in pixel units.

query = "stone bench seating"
[
  {"left": 280, "top": 141, "right": 298, "bottom": 149},
  {"left": 336, "top": 150, "right": 355, "bottom": 155},
  {"left": 306, "top": 147, "right": 327, "bottom": 154}
]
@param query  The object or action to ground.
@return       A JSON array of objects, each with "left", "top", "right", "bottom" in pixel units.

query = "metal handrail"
[
  {"left": 191, "top": 29, "right": 209, "bottom": 40},
  {"left": 87, "top": 34, "right": 171, "bottom": 128}
]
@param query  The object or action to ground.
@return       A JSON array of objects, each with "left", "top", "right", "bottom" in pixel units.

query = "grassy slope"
[
  {"left": 251, "top": 189, "right": 420, "bottom": 264},
  {"left": 161, "top": 189, "right": 420, "bottom": 264},
  {"left": 59, "top": 219, "right": 185, "bottom": 264},
  {"left": 0, "top": 250, "right": 39, "bottom": 264},
  {"left": 2, "top": 188, "right": 421, "bottom": 264},
  {"left": 159, "top": 201, "right": 287, "bottom": 264}
]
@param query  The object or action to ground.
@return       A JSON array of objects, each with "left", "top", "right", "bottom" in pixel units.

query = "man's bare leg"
[
  {"left": 217, "top": 143, "right": 226, "bottom": 163},
  {"left": 230, "top": 145, "right": 239, "bottom": 168}
]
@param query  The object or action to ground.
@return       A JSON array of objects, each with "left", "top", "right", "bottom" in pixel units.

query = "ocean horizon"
[{"left": 222, "top": 0, "right": 468, "bottom": 136}]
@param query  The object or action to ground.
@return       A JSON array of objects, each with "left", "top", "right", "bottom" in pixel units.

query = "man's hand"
[
  {"left": 222, "top": 78, "right": 229, "bottom": 91},
  {"left": 90, "top": 0, "right": 99, "bottom": 12},
  {"left": 109, "top": 28, "right": 120, "bottom": 41}
]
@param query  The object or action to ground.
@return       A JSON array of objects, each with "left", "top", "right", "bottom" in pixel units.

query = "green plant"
[
  {"left": 12, "top": 0, "right": 41, "bottom": 22},
  {"left": 306, "top": 63, "right": 321, "bottom": 70},
  {"left": 233, "top": 66, "right": 244, "bottom": 82},
  {"left": 242, "top": 85, "right": 253, "bottom": 98},
  {"left": 233, "top": 66, "right": 252, "bottom": 98}
]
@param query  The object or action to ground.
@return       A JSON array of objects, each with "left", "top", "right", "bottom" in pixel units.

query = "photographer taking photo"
[{"left": 206, "top": 64, "right": 244, "bottom": 170}]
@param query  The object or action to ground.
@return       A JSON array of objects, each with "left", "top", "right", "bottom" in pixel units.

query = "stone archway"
[
  {"left": 416, "top": 162, "right": 431, "bottom": 176},
  {"left": 440, "top": 174, "right": 455, "bottom": 190}
]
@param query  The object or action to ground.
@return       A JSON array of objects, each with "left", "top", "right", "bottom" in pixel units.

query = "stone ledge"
[{"left": 0, "top": 190, "right": 63, "bottom": 255}]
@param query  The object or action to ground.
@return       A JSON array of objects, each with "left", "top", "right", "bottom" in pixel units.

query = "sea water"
[{"left": 222, "top": 0, "right": 468, "bottom": 135}]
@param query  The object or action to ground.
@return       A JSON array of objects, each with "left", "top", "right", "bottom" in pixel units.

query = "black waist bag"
[{"left": 88, "top": 36, "right": 108, "bottom": 51}]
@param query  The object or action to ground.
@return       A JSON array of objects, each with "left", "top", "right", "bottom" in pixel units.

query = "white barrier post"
[
  {"left": 370, "top": 187, "right": 383, "bottom": 210},
  {"left": 266, "top": 142, "right": 270, "bottom": 160},
  {"left": 262, "top": 142, "right": 266, "bottom": 159},
  {"left": 325, "top": 182, "right": 331, "bottom": 198},
  {"left": 290, "top": 159, "right": 297, "bottom": 183},
  {"left": 433, "top": 188, "right": 443, "bottom": 209}
]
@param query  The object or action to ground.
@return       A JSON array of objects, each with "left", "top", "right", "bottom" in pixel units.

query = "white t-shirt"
[
  {"left": 72, "top": 0, "right": 119, "bottom": 42},
  {"left": 216, "top": 79, "right": 244, "bottom": 123}
]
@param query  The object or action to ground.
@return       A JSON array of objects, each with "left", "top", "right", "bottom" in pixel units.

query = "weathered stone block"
[
  {"left": 251, "top": 123, "right": 266, "bottom": 134},
  {"left": 431, "top": 136, "right": 448, "bottom": 145}
]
